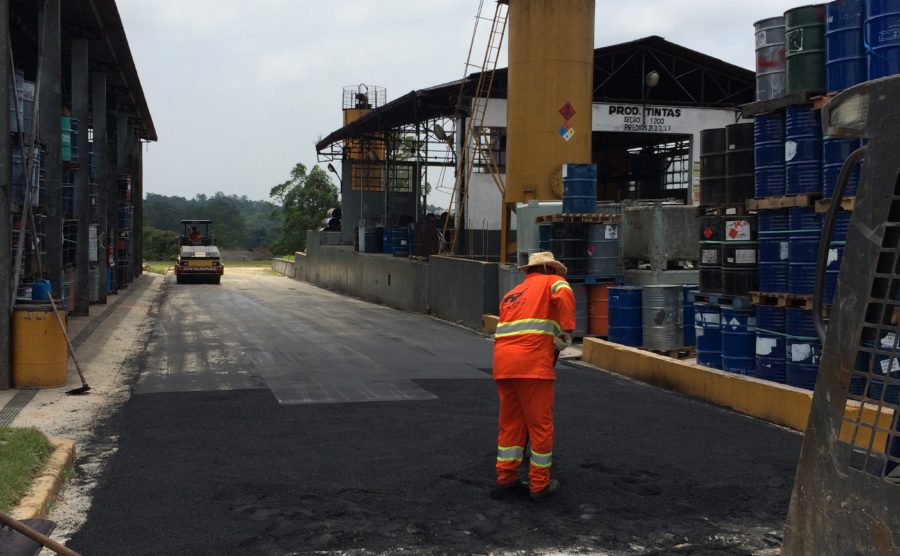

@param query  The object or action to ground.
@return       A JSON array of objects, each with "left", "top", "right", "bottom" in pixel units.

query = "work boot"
[
  {"left": 489, "top": 480, "right": 529, "bottom": 500},
  {"left": 529, "top": 479, "right": 559, "bottom": 502}
]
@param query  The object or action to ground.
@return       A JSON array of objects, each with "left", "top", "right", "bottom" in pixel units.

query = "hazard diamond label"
[
  {"left": 559, "top": 102, "right": 576, "bottom": 120},
  {"left": 703, "top": 227, "right": 713, "bottom": 239}
]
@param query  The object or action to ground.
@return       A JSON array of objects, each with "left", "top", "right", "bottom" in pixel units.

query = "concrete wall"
[
  {"left": 427, "top": 256, "right": 499, "bottom": 327},
  {"left": 291, "top": 231, "right": 501, "bottom": 330},
  {"left": 272, "top": 258, "right": 295, "bottom": 278}
]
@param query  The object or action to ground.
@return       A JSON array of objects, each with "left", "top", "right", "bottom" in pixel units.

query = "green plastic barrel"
[
  {"left": 785, "top": 4, "right": 827, "bottom": 94},
  {"left": 61, "top": 116, "right": 72, "bottom": 162}
]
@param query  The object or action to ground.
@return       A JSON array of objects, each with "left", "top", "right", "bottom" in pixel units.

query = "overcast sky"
[{"left": 118, "top": 0, "right": 809, "bottom": 207}]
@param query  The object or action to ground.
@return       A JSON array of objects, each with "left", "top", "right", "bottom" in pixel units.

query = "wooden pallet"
[
  {"left": 750, "top": 291, "right": 815, "bottom": 310},
  {"left": 536, "top": 213, "right": 620, "bottom": 224},
  {"left": 689, "top": 291, "right": 754, "bottom": 309},
  {"left": 814, "top": 196, "right": 856, "bottom": 213},
  {"left": 699, "top": 204, "right": 752, "bottom": 216},
  {"left": 647, "top": 346, "right": 696, "bottom": 360},
  {"left": 747, "top": 193, "right": 821, "bottom": 211}
]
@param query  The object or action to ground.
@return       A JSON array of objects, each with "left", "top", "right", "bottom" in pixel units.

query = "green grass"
[
  {"left": 144, "top": 261, "right": 172, "bottom": 275},
  {"left": 144, "top": 259, "right": 272, "bottom": 275},
  {"left": 0, "top": 427, "right": 52, "bottom": 513},
  {"left": 276, "top": 254, "right": 295, "bottom": 262}
]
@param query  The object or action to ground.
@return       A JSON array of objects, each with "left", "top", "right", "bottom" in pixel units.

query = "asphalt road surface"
[{"left": 67, "top": 268, "right": 801, "bottom": 555}]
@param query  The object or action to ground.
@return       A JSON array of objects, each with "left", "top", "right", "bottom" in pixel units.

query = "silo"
[{"left": 501, "top": 0, "right": 595, "bottom": 258}]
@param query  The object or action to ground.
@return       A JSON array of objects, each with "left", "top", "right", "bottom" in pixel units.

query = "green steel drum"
[{"left": 785, "top": 4, "right": 827, "bottom": 94}]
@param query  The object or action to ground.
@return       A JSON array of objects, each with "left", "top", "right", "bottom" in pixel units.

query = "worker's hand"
[{"left": 554, "top": 332, "right": 573, "bottom": 351}]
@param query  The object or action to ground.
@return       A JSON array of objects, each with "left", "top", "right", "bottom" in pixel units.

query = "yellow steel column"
[{"left": 502, "top": 0, "right": 595, "bottom": 262}]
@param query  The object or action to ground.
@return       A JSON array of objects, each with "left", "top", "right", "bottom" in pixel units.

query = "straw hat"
[{"left": 518, "top": 251, "right": 567, "bottom": 276}]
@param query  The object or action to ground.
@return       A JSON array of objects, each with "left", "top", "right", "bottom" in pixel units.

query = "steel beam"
[
  {"left": 39, "top": 0, "right": 62, "bottom": 299},
  {"left": 131, "top": 135, "right": 141, "bottom": 278},
  {"left": 116, "top": 110, "right": 128, "bottom": 284},
  {"left": 71, "top": 39, "right": 89, "bottom": 316},
  {"left": 91, "top": 72, "right": 107, "bottom": 303},
  {"left": 0, "top": 0, "right": 10, "bottom": 389}
]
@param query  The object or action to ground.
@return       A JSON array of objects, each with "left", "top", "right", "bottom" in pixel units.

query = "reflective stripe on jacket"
[{"left": 493, "top": 273, "right": 576, "bottom": 380}]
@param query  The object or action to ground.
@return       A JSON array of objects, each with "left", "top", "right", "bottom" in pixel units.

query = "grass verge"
[
  {"left": 144, "top": 261, "right": 171, "bottom": 275},
  {"left": 0, "top": 427, "right": 52, "bottom": 513}
]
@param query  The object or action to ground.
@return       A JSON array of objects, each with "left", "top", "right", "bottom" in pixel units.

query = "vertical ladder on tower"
[{"left": 441, "top": 0, "right": 508, "bottom": 256}]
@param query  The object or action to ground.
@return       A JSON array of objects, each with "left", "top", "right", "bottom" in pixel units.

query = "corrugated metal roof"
[{"left": 316, "top": 36, "right": 754, "bottom": 153}]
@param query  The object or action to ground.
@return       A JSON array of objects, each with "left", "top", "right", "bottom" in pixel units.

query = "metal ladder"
[{"left": 441, "top": 0, "right": 508, "bottom": 256}]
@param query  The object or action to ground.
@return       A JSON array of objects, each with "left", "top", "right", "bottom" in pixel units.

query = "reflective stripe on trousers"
[{"left": 497, "top": 445, "right": 524, "bottom": 462}]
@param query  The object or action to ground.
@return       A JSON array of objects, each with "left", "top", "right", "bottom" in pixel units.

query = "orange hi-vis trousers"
[{"left": 495, "top": 378, "right": 554, "bottom": 494}]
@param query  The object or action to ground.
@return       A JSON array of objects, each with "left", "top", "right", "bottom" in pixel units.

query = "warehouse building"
[{"left": 1, "top": 0, "right": 156, "bottom": 389}]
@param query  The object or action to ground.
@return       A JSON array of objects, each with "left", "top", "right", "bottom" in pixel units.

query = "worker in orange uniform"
[{"left": 491, "top": 251, "right": 576, "bottom": 501}]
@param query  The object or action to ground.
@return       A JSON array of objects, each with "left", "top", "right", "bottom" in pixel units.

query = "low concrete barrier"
[
  {"left": 271, "top": 258, "right": 295, "bottom": 278},
  {"left": 290, "top": 232, "right": 502, "bottom": 331}
]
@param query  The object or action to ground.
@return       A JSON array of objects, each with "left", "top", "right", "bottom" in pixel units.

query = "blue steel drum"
[
  {"left": 758, "top": 233, "right": 789, "bottom": 292},
  {"left": 824, "top": 241, "right": 845, "bottom": 304},
  {"left": 785, "top": 105, "right": 823, "bottom": 195},
  {"left": 683, "top": 285, "right": 698, "bottom": 347},
  {"left": 866, "top": 0, "right": 900, "bottom": 80},
  {"left": 786, "top": 336, "right": 823, "bottom": 389},
  {"left": 538, "top": 223, "right": 551, "bottom": 252},
  {"left": 823, "top": 138, "right": 863, "bottom": 198},
  {"left": 407, "top": 224, "right": 416, "bottom": 256},
  {"left": 826, "top": 0, "right": 867, "bottom": 92},
  {"left": 785, "top": 307, "right": 822, "bottom": 389},
  {"left": 787, "top": 307, "right": 818, "bottom": 337},
  {"left": 755, "top": 305, "right": 787, "bottom": 383},
  {"left": 721, "top": 307, "right": 757, "bottom": 374},
  {"left": 831, "top": 209, "right": 851, "bottom": 242},
  {"left": 608, "top": 286, "right": 642, "bottom": 347},
  {"left": 758, "top": 208, "right": 790, "bottom": 232},
  {"left": 562, "top": 163, "right": 597, "bottom": 214},
  {"left": 788, "top": 206, "right": 823, "bottom": 230},
  {"left": 787, "top": 207, "right": 823, "bottom": 295},
  {"left": 382, "top": 227, "right": 394, "bottom": 255},
  {"left": 754, "top": 112, "right": 786, "bottom": 197},
  {"left": 695, "top": 302, "right": 722, "bottom": 370},
  {"left": 392, "top": 226, "right": 410, "bottom": 257}
]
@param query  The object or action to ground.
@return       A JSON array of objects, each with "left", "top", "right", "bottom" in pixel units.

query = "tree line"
[{"left": 142, "top": 163, "right": 339, "bottom": 260}]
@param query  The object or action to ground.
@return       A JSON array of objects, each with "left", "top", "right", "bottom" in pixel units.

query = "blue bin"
[{"left": 31, "top": 279, "right": 52, "bottom": 301}]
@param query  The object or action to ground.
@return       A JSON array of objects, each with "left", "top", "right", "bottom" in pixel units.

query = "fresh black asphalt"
[{"left": 66, "top": 272, "right": 802, "bottom": 555}]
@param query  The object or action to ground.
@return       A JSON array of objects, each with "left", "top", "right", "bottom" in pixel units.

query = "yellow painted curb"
[
  {"left": 10, "top": 439, "right": 76, "bottom": 520},
  {"left": 582, "top": 338, "right": 813, "bottom": 431},
  {"left": 483, "top": 314, "right": 498, "bottom": 335},
  {"left": 581, "top": 338, "right": 894, "bottom": 450}
]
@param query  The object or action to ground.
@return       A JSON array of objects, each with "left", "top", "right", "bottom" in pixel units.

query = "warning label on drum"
[
  {"left": 701, "top": 248, "right": 719, "bottom": 264},
  {"left": 735, "top": 249, "right": 757, "bottom": 265},
  {"left": 726, "top": 220, "right": 753, "bottom": 241}
]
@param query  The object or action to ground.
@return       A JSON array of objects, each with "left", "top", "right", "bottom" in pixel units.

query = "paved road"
[{"left": 67, "top": 268, "right": 801, "bottom": 555}]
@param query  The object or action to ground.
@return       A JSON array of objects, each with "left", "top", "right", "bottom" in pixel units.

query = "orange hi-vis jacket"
[{"left": 493, "top": 273, "right": 576, "bottom": 380}]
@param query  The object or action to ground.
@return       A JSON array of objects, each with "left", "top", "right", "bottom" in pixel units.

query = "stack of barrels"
[
  {"left": 696, "top": 120, "right": 759, "bottom": 374},
  {"left": 737, "top": 0, "right": 900, "bottom": 390}
]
